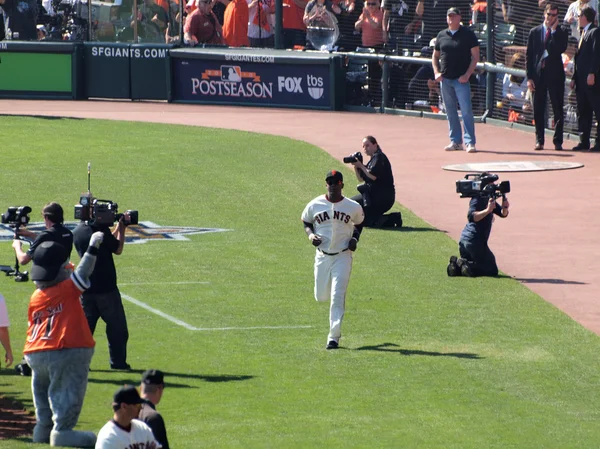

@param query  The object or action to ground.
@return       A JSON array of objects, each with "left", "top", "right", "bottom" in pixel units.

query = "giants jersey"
[
  {"left": 302, "top": 195, "right": 364, "bottom": 253},
  {"left": 96, "top": 419, "right": 161, "bottom": 449},
  {"left": 24, "top": 275, "right": 95, "bottom": 354}
]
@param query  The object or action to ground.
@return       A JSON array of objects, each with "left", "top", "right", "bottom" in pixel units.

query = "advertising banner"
[
  {"left": 172, "top": 57, "right": 331, "bottom": 109},
  {"left": 0, "top": 52, "right": 71, "bottom": 93}
]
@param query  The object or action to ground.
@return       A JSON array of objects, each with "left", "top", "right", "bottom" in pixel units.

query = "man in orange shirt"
[
  {"left": 23, "top": 233, "right": 105, "bottom": 447},
  {"left": 283, "top": 0, "right": 308, "bottom": 48},
  {"left": 222, "top": 0, "right": 249, "bottom": 46}
]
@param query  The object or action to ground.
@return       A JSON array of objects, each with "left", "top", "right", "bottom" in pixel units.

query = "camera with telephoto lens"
[
  {"left": 456, "top": 173, "right": 510, "bottom": 199},
  {"left": 74, "top": 194, "right": 138, "bottom": 226},
  {"left": 1, "top": 206, "right": 32, "bottom": 227},
  {"left": 343, "top": 151, "right": 363, "bottom": 164}
]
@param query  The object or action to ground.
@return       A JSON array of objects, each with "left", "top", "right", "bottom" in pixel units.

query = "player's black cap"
[
  {"left": 326, "top": 170, "right": 343, "bottom": 183},
  {"left": 113, "top": 385, "right": 144, "bottom": 406},
  {"left": 31, "top": 241, "right": 67, "bottom": 282},
  {"left": 447, "top": 6, "right": 461, "bottom": 15},
  {"left": 141, "top": 369, "right": 165, "bottom": 386}
]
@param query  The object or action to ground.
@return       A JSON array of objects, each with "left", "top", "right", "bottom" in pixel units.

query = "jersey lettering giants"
[{"left": 301, "top": 195, "right": 364, "bottom": 254}]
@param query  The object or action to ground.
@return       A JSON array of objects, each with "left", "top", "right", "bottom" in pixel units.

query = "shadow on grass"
[
  {"left": 515, "top": 277, "right": 586, "bottom": 285},
  {"left": 89, "top": 372, "right": 254, "bottom": 387},
  {"left": 354, "top": 343, "right": 483, "bottom": 359},
  {"left": 373, "top": 226, "right": 443, "bottom": 233},
  {"left": 0, "top": 114, "right": 84, "bottom": 121}
]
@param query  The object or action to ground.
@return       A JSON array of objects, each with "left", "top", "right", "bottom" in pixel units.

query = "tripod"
[{"left": 0, "top": 225, "right": 29, "bottom": 282}]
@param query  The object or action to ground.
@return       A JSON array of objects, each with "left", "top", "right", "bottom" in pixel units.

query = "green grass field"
[{"left": 1, "top": 116, "right": 600, "bottom": 448}]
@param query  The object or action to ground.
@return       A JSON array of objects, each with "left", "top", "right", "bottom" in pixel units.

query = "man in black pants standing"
[
  {"left": 349, "top": 135, "right": 401, "bottom": 228},
  {"left": 73, "top": 208, "right": 131, "bottom": 370},
  {"left": 526, "top": 2, "right": 568, "bottom": 151}
]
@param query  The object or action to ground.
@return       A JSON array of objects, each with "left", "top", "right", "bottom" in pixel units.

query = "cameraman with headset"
[
  {"left": 73, "top": 195, "right": 132, "bottom": 370},
  {"left": 12, "top": 202, "right": 73, "bottom": 267},
  {"left": 448, "top": 172, "right": 510, "bottom": 277},
  {"left": 348, "top": 136, "right": 400, "bottom": 227}
]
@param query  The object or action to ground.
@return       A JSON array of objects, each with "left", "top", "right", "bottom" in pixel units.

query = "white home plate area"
[{"left": 442, "top": 161, "right": 584, "bottom": 173}]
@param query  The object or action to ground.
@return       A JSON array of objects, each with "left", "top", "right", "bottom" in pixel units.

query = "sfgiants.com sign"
[{"left": 172, "top": 58, "right": 331, "bottom": 109}]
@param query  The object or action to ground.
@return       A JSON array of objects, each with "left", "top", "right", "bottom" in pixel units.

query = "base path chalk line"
[{"left": 121, "top": 294, "right": 313, "bottom": 331}]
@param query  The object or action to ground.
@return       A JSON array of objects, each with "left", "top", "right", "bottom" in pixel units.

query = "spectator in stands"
[
  {"left": 502, "top": 52, "right": 532, "bottom": 118},
  {"left": 248, "top": 0, "right": 275, "bottom": 47},
  {"left": 432, "top": 7, "right": 480, "bottom": 153},
  {"left": 526, "top": 2, "right": 568, "bottom": 150},
  {"left": 571, "top": 6, "right": 600, "bottom": 151},
  {"left": 283, "top": 0, "right": 308, "bottom": 48},
  {"left": 165, "top": 0, "right": 183, "bottom": 43},
  {"left": 222, "top": 0, "right": 249, "bottom": 46},
  {"left": 184, "top": 0, "right": 224, "bottom": 45},
  {"left": 355, "top": 0, "right": 387, "bottom": 105},
  {"left": 336, "top": 0, "right": 360, "bottom": 50},
  {"left": 564, "top": 0, "right": 597, "bottom": 40},
  {"left": 407, "top": 45, "right": 436, "bottom": 105},
  {"left": 0, "top": 293, "right": 13, "bottom": 370},
  {"left": 501, "top": 0, "right": 543, "bottom": 46},
  {"left": 212, "top": 0, "right": 229, "bottom": 25},
  {"left": 304, "top": 0, "right": 341, "bottom": 26}
]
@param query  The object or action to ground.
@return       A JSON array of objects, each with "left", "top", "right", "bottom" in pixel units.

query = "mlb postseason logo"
[{"left": 0, "top": 222, "right": 231, "bottom": 244}]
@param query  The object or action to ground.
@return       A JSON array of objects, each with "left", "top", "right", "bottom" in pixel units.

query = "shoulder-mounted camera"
[
  {"left": 1, "top": 206, "right": 32, "bottom": 228},
  {"left": 456, "top": 173, "right": 510, "bottom": 199}
]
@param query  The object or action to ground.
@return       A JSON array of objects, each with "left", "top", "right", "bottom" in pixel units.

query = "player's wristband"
[
  {"left": 86, "top": 246, "right": 99, "bottom": 256},
  {"left": 308, "top": 233, "right": 316, "bottom": 241}
]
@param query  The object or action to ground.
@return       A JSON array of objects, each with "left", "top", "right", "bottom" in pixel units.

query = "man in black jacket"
[
  {"left": 526, "top": 2, "right": 568, "bottom": 151},
  {"left": 139, "top": 370, "right": 170, "bottom": 449},
  {"left": 571, "top": 6, "right": 600, "bottom": 151}
]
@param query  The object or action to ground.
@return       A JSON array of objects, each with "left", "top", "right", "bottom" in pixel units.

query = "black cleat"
[
  {"left": 110, "top": 363, "right": 132, "bottom": 371},
  {"left": 447, "top": 256, "right": 460, "bottom": 276},
  {"left": 326, "top": 340, "right": 339, "bottom": 350},
  {"left": 459, "top": 259, "right": 475, "bottom": 277}
]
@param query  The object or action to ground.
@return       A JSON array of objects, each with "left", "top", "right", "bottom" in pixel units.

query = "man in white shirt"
[
  {"left": 96, "top": 385, "right": 161, "bottom": 449},
  {"left": 301, "top": 170, "right": 364, "bottom": 350}
]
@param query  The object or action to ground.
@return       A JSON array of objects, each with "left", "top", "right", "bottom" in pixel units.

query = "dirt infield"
[{"left": 4, "top": 99, "right": 600, "bottom": 336}]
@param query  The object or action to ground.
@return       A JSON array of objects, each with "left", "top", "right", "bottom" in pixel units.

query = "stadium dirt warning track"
[{"left": 4, "top": 99, "right": 600, "bottom": 335}]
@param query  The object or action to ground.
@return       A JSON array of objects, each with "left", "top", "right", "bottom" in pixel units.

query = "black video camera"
[
  {"left": 343, "top": 152, "right": 363, "bottom": 164},
  {"left": 456, "top": 173, "right": 510, "bottom": 199},
  {"left": 75, "top": 194, "right": 139, "bottom": 226},
  {"left": 1, "top": 206, "right": 32, "bottom": 228}
]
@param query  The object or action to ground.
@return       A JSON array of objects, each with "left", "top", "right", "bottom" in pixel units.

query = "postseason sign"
[{"left": 172, "top": 57, "right": 331, "bottom": 109}]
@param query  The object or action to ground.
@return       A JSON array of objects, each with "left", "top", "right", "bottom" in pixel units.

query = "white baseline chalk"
[{"left": 121, "top": 294, "right": 312, "bottom": 331}]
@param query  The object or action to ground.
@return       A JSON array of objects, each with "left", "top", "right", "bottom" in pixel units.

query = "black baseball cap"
[
  {"left": 326, "top": 170, "right": 343, "bottom": 183},
  {"left": 142, "top": 369, "right": 165, "bottom": 386},
  {"left": 447, "top": 7, "right": 461, "bottom": 15},
  {"left": 31, "top": 241, "right": 67, "bottom": 282},
  {"left": 113, "top": 385, "right": 144, "bottom": 406}
]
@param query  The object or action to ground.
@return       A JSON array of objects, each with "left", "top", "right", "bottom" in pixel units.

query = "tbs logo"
[{"left": 306, "top": 74, "right": 324, "bottom": 100}]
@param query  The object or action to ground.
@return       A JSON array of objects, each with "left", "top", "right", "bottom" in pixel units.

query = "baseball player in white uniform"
[{"left": 301, "top": 170, "right": 364, "bottom": 350}]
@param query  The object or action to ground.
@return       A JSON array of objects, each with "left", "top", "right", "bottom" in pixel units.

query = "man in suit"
[
  {"left": 526, "top": 3, "right": 568, "bottom": 151},
  {"left": 571, "top": 6, "right": 600, "bottom": 151}
]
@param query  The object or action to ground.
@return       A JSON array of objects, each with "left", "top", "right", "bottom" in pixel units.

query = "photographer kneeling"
[
  {"left": 348, "top": 136, "right": 401, "bottom": 228},
  {"left": 448, "top": 172, "right": 510, "bottom": 277}
]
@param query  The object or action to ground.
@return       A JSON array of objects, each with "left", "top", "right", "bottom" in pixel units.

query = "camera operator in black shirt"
[
  {"left": 12, "top": 202, "right": 73, "bottom": 266},
  {"left": 448, "top": 172, "right": 510, "bottom": 277},
  {"left": 73, "top": 200, "right": 131, "bottom": 370},
  {"left": 348, "top": 135, "right": 400, "bottom": 228}
]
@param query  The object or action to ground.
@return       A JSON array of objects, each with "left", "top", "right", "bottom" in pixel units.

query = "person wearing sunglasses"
[
  {"left": 301, "top": 170, "right": 364, "bottom": 350},
  {"left": 184, "top": 0, "right": 224, "bottom": 45},
  {"left": 525, "top": 2, "right": 568, "bottom": 151}
]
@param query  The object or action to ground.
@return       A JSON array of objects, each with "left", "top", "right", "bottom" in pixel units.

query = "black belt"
[{"left": 319, "top": 248, "right": 349, "bottom": 256}]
